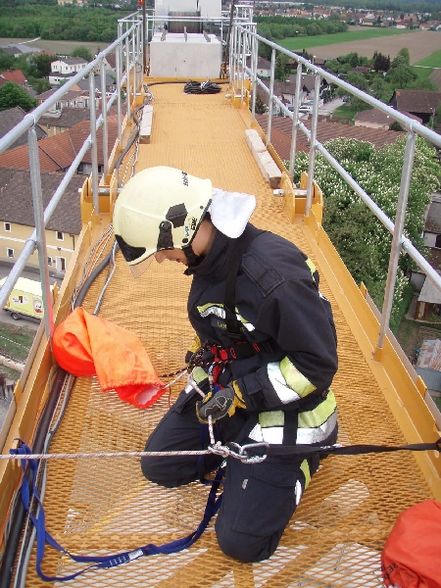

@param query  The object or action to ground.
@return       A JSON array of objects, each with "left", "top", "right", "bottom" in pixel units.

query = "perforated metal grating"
[{"left": 25, "top": 84, "right": 431, "bottom": 587}]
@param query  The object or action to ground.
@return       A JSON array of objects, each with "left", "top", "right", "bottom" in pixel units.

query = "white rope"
[{"left": 1, "top": 449, "right": 211, "bottom": 461}]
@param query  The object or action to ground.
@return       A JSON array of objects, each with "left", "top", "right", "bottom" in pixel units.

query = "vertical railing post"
[
  {"left": 28, "top": 128, "right": 54, "bottom": 339},
  {"left": 116, "top": 39, "right": 122, "bottom": 137},
  {"left": 142, "top": 1, "right": 146, "bottom": 73},
  {"left": 306, "top": 72, "right": 321, "bottom": 215},
  {"left": 132, "top": 23, "right": 137, "bottom": 97},
  {"left": 251, "top": 32, "right": 258, "bottom": 117},
  {"left": 126, "top": 24, "right": 131, "bottom": 120},
  {"left": 100, "top": 60, "right": 108, "bottom": 177},
  {"left": 376, "top": 131, "right": 417, "bottom": 353},
  {"left": 89, "top": 72, "right": 99, "bottom": 213},
  {"left": 266, "top": 48, "right": 276, "bottom": 147},
  {"left": 232, "top": 24, "right": 238, "bottom": 92},
  {"left": 289, "top": 62, "right": 303, "bottom": 180},
  {"left": 241, "top": 29, "right": 246, "bottom": 100},
  {"left": 229, "top": 23, "right": 234, "bottom": 88}
]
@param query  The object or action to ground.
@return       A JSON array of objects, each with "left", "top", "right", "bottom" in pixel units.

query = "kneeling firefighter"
[{"left": 113, "top": 165, "right": 338, "bottom": 563}]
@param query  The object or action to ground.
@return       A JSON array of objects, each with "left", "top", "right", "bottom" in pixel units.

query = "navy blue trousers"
[{"left": 141, "top": 390, "right": 336, "bottom": 562}]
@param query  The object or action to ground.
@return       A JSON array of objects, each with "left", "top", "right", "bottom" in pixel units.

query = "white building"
[{"left": 49, "top": 57, "right": 87, "bottom": 86}]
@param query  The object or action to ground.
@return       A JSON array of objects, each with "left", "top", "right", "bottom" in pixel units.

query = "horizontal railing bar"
[
  {"left": 243, "top": 27, "right": 441, "bottom": 148},
  {"left": 249, "top": 63, "right": 441, "bottom": 293}
]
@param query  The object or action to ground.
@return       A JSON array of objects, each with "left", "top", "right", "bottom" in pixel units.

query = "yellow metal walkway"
[{"left": 26, "top": 84, "right": 435, "bottom": 586}]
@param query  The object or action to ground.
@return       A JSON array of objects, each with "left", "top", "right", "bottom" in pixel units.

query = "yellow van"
[{"left": 0, "top": 277, "right": 49, "bottom": 321}]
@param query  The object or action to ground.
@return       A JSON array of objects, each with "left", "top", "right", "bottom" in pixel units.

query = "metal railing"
[
  {"left": 0, "top": 17, "right": 143, "bottom": 339},
  {"left": 232, "top": 22, "right": 441, "bottom": 353}
]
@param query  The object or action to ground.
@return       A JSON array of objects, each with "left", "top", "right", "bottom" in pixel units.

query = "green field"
[
  {"left": 280, "top": 28, "right": 409, "bottom": 51},
  {"left": 415, "top": 49, "right": 441, "bottom": 68}
]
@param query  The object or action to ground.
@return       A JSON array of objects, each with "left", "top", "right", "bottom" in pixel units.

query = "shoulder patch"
[{"left": 242, "top": 251, "right": 285, "bottom": 297}]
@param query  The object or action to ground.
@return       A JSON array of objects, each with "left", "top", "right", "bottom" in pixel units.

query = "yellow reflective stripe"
[
  {"left": 300, "top": 459, "right": 311, "bottom": 489},
  {"left": 280, "top": 356, "right": 316, "bottom": 398},
  {"left": 305, "top": 257, "right": 316, "bottom": 276},
  {"left": 259, "top": 410, "right": 284, "bottom": 428},
  {"left": 298, "top": 391, "right": 337, "bottom": 428},
  {"left": 188, "top": 335, "right": 201, "bottom": 354},
  {"left": 196, "top": 304, "right": 255, "bottom": 331},
  {"left": 232, "top": 381, "right": 246, "bottom": 409}
]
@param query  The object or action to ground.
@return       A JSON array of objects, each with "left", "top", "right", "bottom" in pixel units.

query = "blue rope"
[{"left": 11, "top": 443, "right": 224, "bottom": 583}]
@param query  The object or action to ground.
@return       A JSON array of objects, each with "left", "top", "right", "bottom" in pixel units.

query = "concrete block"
[
  {"left": 245, "top": 128, "right": 266, "bottom": 153},
  {"left": 139, "top": 105, "right": 153, "bottom": 144}
]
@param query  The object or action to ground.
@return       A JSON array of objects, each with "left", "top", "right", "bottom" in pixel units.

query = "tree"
[
  {"left": 372, "top": 51, "right": 391, "bottom": 73},
  {"left": 0, "top": 50, "right": 16, "bottom": 72},
  {"left": 386, "top": 62, "right": 417, "bottom": 87},
  {"left": 275, "top": 53, "right": 290, "bottom": 81},
  {"left": 26, "top": 53, "right": 54, "bottom": 78},
  {"left": 0, "top": 82, "right": 36, "bottom": 111},
  {"left": 291, "top": 137, "right": 441, "bottom": 328},
  {"left": 71, "top": 47, "right": 93, "bottom": 62}
]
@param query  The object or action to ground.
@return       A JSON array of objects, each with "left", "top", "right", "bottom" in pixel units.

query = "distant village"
[{"left": 245, "top": 2, "right": 441, "bottom": 31}]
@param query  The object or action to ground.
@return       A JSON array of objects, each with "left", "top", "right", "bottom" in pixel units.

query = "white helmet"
[{"left": 113, "top": 166, "right": 212, "bottom": 269}]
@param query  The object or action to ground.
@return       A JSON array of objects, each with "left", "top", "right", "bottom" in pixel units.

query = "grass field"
[
  {"left": 0, "top": 323, "right": 34, "bottom": 363},
  {"left": 280, "top": 28, "right": 408, "bottom": 51},
  {"left": 0, "top": 37, "right": 109, "bottom": 56},
  {"left": 415, "top": 48, "right": 441, "bottom": 68}
]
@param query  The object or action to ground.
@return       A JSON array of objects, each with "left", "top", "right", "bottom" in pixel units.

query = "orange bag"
[
  {"left": 52, "top": 307, "right": 165, "bottom": 408},
  {"left": 382, "top": 500, "right": 441, "bottom": 588}
]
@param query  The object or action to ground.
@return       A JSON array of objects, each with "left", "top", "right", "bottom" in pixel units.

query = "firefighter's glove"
[{"left": 196, "top": 383, "right": 246, "bottom": 424}]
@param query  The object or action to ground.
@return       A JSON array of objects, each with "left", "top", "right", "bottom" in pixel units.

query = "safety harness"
[{"left": 188, "top": 227, "right": 275, "bottom": 383}]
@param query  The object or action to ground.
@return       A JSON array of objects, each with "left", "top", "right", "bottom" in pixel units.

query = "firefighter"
[{"left": 113, "top": 165, "right": 338, "bottom": 563}]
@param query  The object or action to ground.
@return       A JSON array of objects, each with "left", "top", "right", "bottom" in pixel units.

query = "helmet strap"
[{"left": 182, "top": 244, "right": 203, "bottom": 267}]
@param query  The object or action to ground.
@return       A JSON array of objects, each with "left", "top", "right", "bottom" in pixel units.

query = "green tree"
[
  {"left": 372, "top": 51, "right": 390, "bottom": 73},
  {"left": 291, "top": 137, "right": 441, "bottom": 327},
  {"left": 0, "top": 82, "right": 36, "bottom": 111},
  {"left": 275, "top": 53, "right": 290, "bottom": 81},
  {"left": 0, "top": 49, "right": 16, "bottom": 72},
  {"left": 26, "top": 53, "right": 54, "bottom": 78},
  {"left": 71, "top": 47, "right": 93, "bottom": 62}
]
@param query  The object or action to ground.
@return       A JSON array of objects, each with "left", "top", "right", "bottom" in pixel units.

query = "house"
[
  {"left": 38, "top": 105, "right": 123, "bottom": 136},
  {"left": 0, "top": 169, "right": 83, "bottom": 275},
  {"left": 49, "top": 57, "right": 88, "bottom": 86},
  {"left": 423, "top": 193, "right": 441, "bottom": 250},
  {"left": 355, "top": 109, "right": 394, "bottom": 130},
  {"left": 255, "top": 115, "right": 402, "bottom": 161},
  {"left": 415, "top": 339, "right": 441, "bottom": 407},
  {"left": 36, "top": 88, "right": 92, "bottom": 117},
  {"left": 0, "top": 116, "right": 119, "bottom": 175},
  {"left": 354, "top": 109, "right": 423, "bottom": 130},
  {"left": 0, "top": 44, "right": 41, "bottom": 58},
  {"left": 391, "top": 89, "right": 441, "bottom": 124},
  {"left": 0, "top": 107, "right": 46, "bottom": 148},
  {"left": 0, "top": 69, "right": 27, "bottom": 86},
  {"left": 257, "top": 74, "right": 326, "bottom": 112},
  {"left": 38, "top": 107, "right": 91, "bottom": 136}
]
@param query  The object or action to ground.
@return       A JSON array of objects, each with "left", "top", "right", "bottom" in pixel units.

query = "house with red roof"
[{"left": 0, "top": 69, "right": 27, "bottom": 86}]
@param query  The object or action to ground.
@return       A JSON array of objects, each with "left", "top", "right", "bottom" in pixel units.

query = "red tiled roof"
[
  {"left": 0, "top": 69, "right": 26, "bottom": 85},
  {"left": 355, "top": 109, "right": 392, "bottom": 125},
  {"left": 256, "top": 115, "right": 402, "bottom": 161},
  {"left": 394, "top": 89, "right": 441, "bottom": 115},
  {"left": 0, "top": 116, "right": 119, "bottom": 171}
]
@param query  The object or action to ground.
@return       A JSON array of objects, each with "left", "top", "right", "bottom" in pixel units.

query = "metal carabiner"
[{"left": 238, "top": 442, "right": 269, "bottom": 464}]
